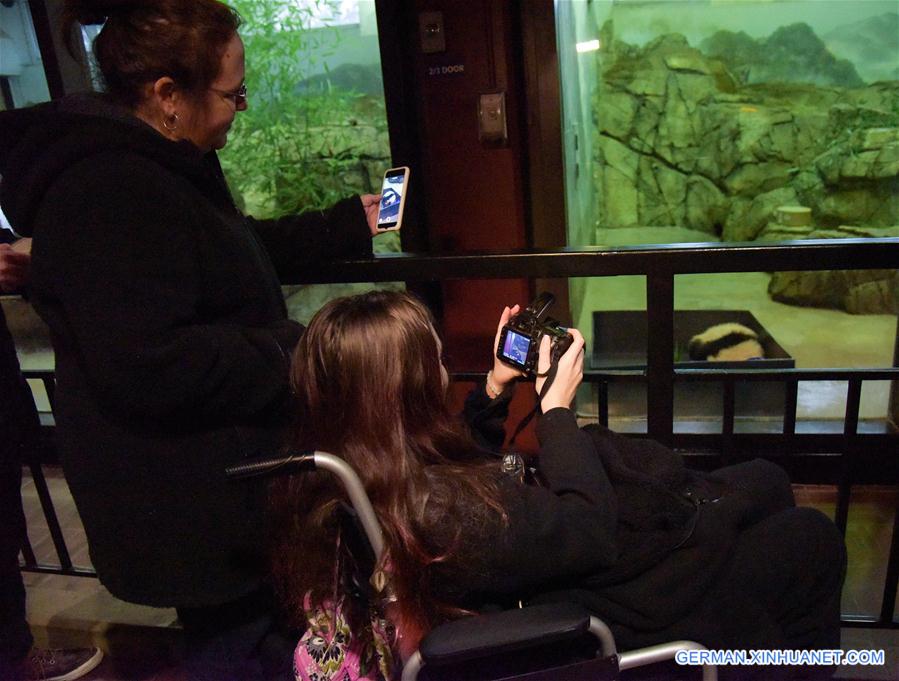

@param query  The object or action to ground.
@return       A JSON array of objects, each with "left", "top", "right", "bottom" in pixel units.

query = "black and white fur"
[{"left": 688, "top": 323, "right": 764, "bottom": 362}]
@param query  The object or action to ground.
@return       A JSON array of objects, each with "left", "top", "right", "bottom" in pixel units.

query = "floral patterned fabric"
[{"left": 293, "top": 592, "right": 397, "bottom": 681}]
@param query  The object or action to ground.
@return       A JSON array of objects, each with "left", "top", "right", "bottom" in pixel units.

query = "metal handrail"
[{"left": 288, "top": 238, "right": 899, "bottom": 284}]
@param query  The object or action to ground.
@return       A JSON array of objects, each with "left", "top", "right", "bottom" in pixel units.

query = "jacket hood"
[{"left": 0, "top": 93, "right": 220, "bottom": 237}]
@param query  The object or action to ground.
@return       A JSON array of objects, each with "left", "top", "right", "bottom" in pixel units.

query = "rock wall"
[{"left": 592, "top": 22, "right": 899, "bottom": 245}]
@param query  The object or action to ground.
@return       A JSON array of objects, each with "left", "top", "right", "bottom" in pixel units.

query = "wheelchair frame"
[{"left": 226, "top": 450, "right": 717, "bottom": 681}]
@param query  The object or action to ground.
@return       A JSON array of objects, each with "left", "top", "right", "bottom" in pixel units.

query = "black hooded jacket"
[
  {"left": 452, "top": 388, "right": 811, "bottom": 651},
  {"left": 0, "top": 94, "right": 372, "bottom": 606}
]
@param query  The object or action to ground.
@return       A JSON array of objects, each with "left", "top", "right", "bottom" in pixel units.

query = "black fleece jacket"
[
  {"left": 0, "top": 94, "right": 372, "bottom": 606},
  {"left": 441, "top": 385, "right": 780, "bottom": 647}
]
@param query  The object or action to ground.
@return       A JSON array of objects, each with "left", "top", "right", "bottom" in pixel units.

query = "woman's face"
[{"left": 180, "top": 32, "right": 247, "bottom": 152}]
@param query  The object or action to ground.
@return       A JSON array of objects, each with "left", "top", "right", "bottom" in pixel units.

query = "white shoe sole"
[{"left": 42, "top": 648, "right": 104, "bottom": 681}]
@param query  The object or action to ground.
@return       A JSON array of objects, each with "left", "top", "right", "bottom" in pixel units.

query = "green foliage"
[{"left": 220, "top": 0, "right": 367, "bottom": 218}]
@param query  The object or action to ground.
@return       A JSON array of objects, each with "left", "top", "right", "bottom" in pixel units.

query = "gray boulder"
[{"left": 767, "top": 226, "right": 899, "bottom": 314}]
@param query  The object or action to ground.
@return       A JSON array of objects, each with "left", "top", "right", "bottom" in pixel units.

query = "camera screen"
[
  {"left": 501, "top": 330, "right": 531, "bottom": 366},
  {"left": 378, "top": 170, "right": 406, "bottom": 226}
]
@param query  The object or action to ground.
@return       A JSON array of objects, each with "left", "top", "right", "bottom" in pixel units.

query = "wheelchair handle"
[
  {"left": 225, "top": 451, "right": 316, "bottom": 479},
  {"left": 225, "top": 450, "right": 385, "bottom": 560}
]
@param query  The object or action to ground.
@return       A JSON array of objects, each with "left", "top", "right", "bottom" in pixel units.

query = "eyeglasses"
[{"left": 210, "top": 83, "right": 247, "bottom": 107}]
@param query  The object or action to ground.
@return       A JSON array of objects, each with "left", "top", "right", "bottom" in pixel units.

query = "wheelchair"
[{"left": 227, "top": 451, "right": 718, "bottom": 681}]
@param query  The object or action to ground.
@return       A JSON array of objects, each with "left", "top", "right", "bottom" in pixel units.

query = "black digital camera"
[{"left": 496, "top": 293, "right": 573, "bottom": 377}]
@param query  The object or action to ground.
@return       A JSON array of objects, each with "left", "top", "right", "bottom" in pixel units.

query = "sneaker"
[{"left": 22, "top": 647, "right": 104, "bottom": 681}]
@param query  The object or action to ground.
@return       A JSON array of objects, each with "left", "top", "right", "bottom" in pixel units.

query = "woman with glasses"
[{"left": 0, "top": 1, "right": 383, "bottom": 679}]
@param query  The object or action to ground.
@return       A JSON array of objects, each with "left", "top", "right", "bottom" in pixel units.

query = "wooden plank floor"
[{"left": 19, "top": 468, "right": 899, "bottom": 680}]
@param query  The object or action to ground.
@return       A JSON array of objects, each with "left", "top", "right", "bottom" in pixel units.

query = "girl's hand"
[
  {"left": 489, "top": 304, "right": 524, "bottom": 396},
  {"left": 535, "top": 328, "right": 585, "bottom": 412}
]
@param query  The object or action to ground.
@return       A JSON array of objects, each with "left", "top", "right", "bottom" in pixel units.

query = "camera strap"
[{"left": 508, "top": 362, "right": 558, "bottom": 447}]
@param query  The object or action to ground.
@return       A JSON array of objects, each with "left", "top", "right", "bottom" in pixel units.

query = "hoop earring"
[{"left": 162, "top": 112, "right": 179, "bottom": 133}]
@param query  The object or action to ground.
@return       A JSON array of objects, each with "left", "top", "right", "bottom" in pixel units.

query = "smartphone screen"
[{"left": 377, "top": 167, "right": 409, "bottom": 230}]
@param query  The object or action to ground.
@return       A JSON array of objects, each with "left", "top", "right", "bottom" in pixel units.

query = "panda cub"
[{"left": 688, "top": 323, "right": 764, "bottom": 362}]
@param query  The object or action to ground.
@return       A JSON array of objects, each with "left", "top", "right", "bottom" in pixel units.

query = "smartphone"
[{"left": 376, "top": 166, "right": 410, "bottom": 231}]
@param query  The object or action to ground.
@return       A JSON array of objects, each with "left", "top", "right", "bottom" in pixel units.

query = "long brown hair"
[
  {"left": 269, "top": 290, "right": 505, "bottom": 651},
  {"left": 62, "top": 0, "right": 240, "bottom": 108}
]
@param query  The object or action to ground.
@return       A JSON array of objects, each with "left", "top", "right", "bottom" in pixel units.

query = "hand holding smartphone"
[{"left": 376, "top": 166, "right": 410, "bottom": 232}]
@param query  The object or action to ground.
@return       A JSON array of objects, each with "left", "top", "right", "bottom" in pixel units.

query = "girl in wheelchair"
[{"left": 269, "top": 290, "right": 845, "bottom": 680}]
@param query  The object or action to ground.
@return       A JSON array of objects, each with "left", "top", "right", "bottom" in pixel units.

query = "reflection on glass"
[
  {"left": 218, "top": 1, "right": 401, "bottom": 322},
  {"left": 558, "top": 1, "right": 898, "bottom": 428},
  {"left": 221, "top": 0, "right": 390, "bottom": 220},
  {"left": 557, "top": 0, "right": 898, "bottom": 248}
]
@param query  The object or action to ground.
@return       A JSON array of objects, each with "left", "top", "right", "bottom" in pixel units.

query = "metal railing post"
[{"left": 646, "top": 270, "right": 674, "bottom": 443}]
